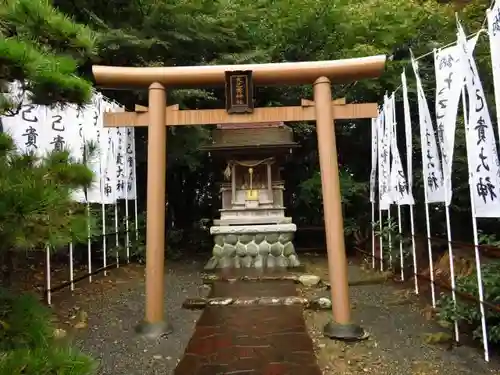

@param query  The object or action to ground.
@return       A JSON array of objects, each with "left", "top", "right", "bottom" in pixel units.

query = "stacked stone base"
[{"left": 204, "top": 224, "right": 300, "bottom": 270}]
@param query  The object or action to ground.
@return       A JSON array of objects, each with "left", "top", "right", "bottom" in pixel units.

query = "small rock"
[
  {"left": 309, "top": 296, "right": 332, "bottom": 310},
  {"left": 53, "top": 328, "right": 67, "bottom": 339},
  {"left": 74, "top": 321, "right": 87, "bottom": 329},
  {"left": 298, "top": 274, "right": 321, "bottom": 287},
  {"left": 153, "top": 355, "right": 162, "bottom": 360},
  {"left": 208, "top": 298, "right": 233, "bottom": 306}
]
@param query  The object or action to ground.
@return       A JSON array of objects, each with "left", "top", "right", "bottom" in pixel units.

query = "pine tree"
[{"left": 0, "top": 3, "right": 98, "bottom": 372}]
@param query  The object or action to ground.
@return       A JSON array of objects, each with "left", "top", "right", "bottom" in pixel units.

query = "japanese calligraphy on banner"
[
  {"left": 401, "top": 70, "right": 415, "bottom": 201},
  {"left": 389, "top": 94, "right": 414, "bottom": 205},
  {"left": 488, "top": 2, "right": 500, "bottom": 139},
  {"left": 379, "top": 95, "right": 392, "bottom": 209},
  {"left": 2, "top": 103, "right": 48, "bottom": 156},
  {"left": 46, "top": 104, "right": 82, "bottom": 159},
  {"left": 369, "top": 117, "right": 378, "bottom": 203},
  {"left": 113, "top": 127, "right": 127, "bottom": 199},
  {"left": 377, "top": 109, "right": 388, "bottom": 209},
  {"left": 411, "top": 57, "right": 445, "bottom": 203},
  {"left": 0, "top": 84, "right": 137, "bottom": 206},
  {"left": 458, "top": 22, "right": 500, "bottom": 217},
  {"left": 433, "top": 37, "right": 478, "bottom": 206},
  {"left": 86, "top": 94, "right": 106, "bottom": 203},
  {"left": 101, "top": 101, "right": 118, "bottom": 205},
  {"left": 125, "top": 127, "right": 137, "bottom": 200},
  {"left": 72, "top": 105, "right": 88, "bottom": 203}
]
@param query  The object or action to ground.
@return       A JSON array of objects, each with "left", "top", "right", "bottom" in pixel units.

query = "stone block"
[
  {"left": 241, "top": 255, "right": 253, "bottom": 268},
  {"left": 267, "top": 255, "right": 276, "bottom": 268},
  {"left": 279, "top": 233, "right": 294, "bottom": 244},
  {"left": 213, "top": 244, "right": 223, "bottom": 257},
  {"left": 223, "top": 244, "right": 236, "bottom": 257},
  {"left": 238, "top": 234, "right": 253, "bottom": 244},
  {"left": 270, "top": 242, "right": 283, "bottom": 256},
  {"left": 254, "top": 234, "right": 265, "bottom": 244},
  {"left": 258, "top": 241, "right": 271, "bottom": 255},
  {"left": 266, "top": 233, "right": 279, "bottom": 244},
  {"left": 283, "top": 242, "right": 295, "bottom": 257},
  {"left": 235, "top": 242, "right": 247, "bottom": 256},
  {"left": 247, "top": 241, "right": 259, "bottom": 256},
  {"left": 225, "top": 234, "right": 238, "bottom": 245},
  {"left": 214, "top": 235, "right": 224, "bottom": 246},
  {"left": 275, "top": 255, "right": 288, "bottom": 268}
]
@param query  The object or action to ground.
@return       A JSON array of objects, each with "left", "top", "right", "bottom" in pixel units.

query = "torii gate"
[{"left": 92, "top": 56, "right": 386, "bottom": 341}]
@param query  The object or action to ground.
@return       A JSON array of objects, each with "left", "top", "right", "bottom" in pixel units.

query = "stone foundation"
[{"left": 204, "top": 224, "right": 301, "bottom": 270}]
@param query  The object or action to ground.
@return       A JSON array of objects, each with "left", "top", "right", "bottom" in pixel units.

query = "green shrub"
[
  {"left": 437, "top": 261, "right": 500, "bottom": 344},
  {"left": 0, "top": 346, "right": 97, "bottom": 375},
  {"left": 0, "top": 288, "right": 97, "bottom": 375},
  {"left": 0, "top": 289, "right": 53, "bottom": 350}
]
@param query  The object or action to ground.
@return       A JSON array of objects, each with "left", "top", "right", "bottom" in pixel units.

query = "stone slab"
[
  {"left": 210, "top": 223, "right": 297, "bottom": 235},
  {"left": 213, "top": 216, "right": 293, "bottom": 226},
  {"left": 209, "top": 280, "right": 297, "bottom": 298}
]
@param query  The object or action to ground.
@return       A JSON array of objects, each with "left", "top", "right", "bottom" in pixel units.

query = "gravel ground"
[
  {"left": 301, "top": 254, "right": 500, "bottom": 375},
  {"left": 52, "top": 260, "right": 205, "bottom": 375},
  {"left": 51, "top": 254, "right": 500, "bottom": 375}
]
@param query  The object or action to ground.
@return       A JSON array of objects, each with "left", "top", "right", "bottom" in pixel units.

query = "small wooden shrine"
[{"left": 201, "top": 121, "right": 301, "bottom": 269}]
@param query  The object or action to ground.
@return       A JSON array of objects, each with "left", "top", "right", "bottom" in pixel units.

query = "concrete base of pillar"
[
  {"left": 205, "top": 224, "right": 301, "bottom": 270},
  {"left": 323, "top": 321, "right": 369, "bottom": 341},
  {"left": 135, "top": 320, "right": 173, "bottom": 340}
]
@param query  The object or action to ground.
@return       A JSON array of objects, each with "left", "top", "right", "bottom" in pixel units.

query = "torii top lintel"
[{"left": 92, "top": 55, "right": 387, "bottom": 88}]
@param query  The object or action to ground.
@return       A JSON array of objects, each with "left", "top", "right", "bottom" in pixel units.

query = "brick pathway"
[{"left": 174, "top": 279, "right": 322, "bottom": 374}]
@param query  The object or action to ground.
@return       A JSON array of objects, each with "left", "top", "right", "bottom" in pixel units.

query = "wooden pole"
[
  {"left": 136, "top": 82, "right": 172, "bottom": 338},
  {"left": 314, "top": 77, "right": 366, "bottom": 340}
]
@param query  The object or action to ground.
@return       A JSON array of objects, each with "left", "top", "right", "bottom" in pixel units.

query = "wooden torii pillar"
[{"left": 93, "top": 56, "right": 386, "bottom": 341}]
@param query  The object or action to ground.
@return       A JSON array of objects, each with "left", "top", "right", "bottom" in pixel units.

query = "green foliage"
[
  {"left": 374, "top": 217, "right": 412, "bottom": 269},
  {"left": 0, "top": 288, "right": 97, "bottom": 374},
  {"left": 437, "top": 261, "right": 500, "bottom": 344},
  {"left": 0, "top": 133, "right": 95, "bottom": 251},
  {"left": 0, "top": 0, "right": 96, "bottom": 107},
  {"left": 0, "top": 289, "right": 52, "bottom": 350}
]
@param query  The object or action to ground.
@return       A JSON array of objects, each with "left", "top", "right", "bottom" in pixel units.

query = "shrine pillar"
[
  {"left": 135, "top": 82, "right": 172, "bottom": 338},
  {"left": 313, "top": 77, "right": 366, "bottom": 340}
]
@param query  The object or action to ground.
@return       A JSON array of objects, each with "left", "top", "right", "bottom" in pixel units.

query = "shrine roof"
[{"left": 200, "top": 123, "right": 298, "bottom": 152}]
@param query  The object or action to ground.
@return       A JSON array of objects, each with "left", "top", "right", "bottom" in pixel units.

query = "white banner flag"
[
  {"left": 125, "top": 127, "right": 137, "bottom": 200},
  {"left": 401, "top": 70, "right": 415, "bottom": 202},
  {"left": 379, "top": 96, "right": 392, "bottom": 209},
  {"left": 488, "top": 4, "right": 500, "bottom": 140},
  {"left": 389, "top": 94, "right": 414, "bottom": 205},
  {"left": 101, "top": 100, "right": 118, "bottom": 204},
  {"left": 71, "top": 105, "right": 88, "bottom": 203},
  {"left": 113, "top": 126, "right": 127, "bottom": 200},
  {"left": 370, "top": 117, "right": 378, "bottom": 203},
  {"left": 434, "top": 38, "right": 478, "bottom": 206},
  {"left": 458, "top": 22, "right": 500, "bottom": 217},
  {"left": 411, "top": 57, "right": 445, "bottom": 203},
  {"left": 86, "top": 93, "right": 106, "bottom": 203}
]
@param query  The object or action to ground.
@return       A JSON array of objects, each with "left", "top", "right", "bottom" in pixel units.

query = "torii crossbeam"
[{"left": 93, "top": 55, "right": 386, "bottom": 341}]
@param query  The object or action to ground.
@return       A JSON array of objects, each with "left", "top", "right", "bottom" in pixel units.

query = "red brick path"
[{"left": 174, "top": 279, "right": 322, "bottom": 374}]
